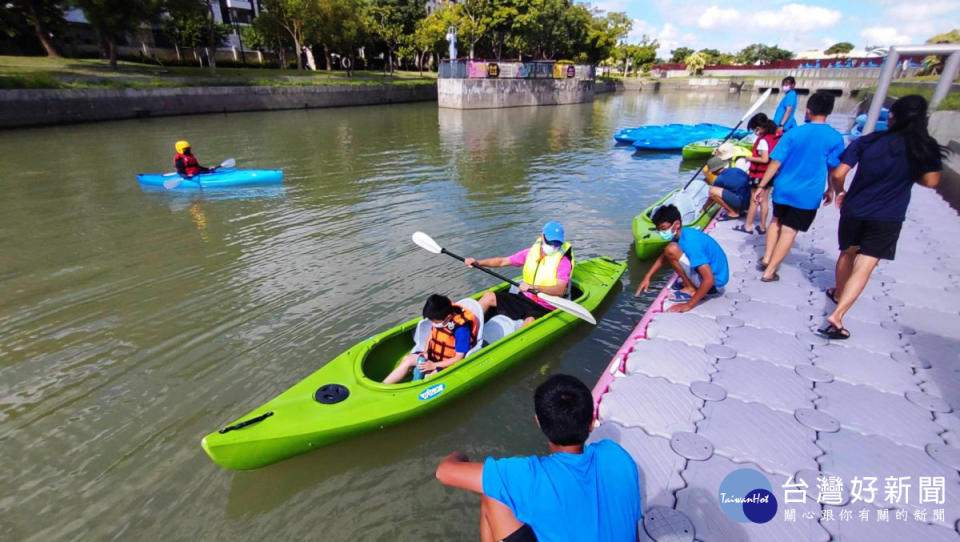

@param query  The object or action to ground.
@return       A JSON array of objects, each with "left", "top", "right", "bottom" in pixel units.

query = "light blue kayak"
[{"left": 136, "top": 168, "right": 283, "bottom": 189}]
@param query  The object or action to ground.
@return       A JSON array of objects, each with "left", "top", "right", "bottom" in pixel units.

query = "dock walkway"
[{"left": 591, "top": 188, "right": 960, "bottom": 541}]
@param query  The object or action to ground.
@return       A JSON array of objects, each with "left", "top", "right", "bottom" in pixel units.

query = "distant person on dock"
[
  {"left": 382, "top": 294, "right": 479, "bottom": 384},
  {"left": 636, "top": 204, "right": 729, "bottom": 313},
  {"left": 464, "top": 222, "right": 573, "bottom": 327},
  {"left": 704, "top": 156, "right": 750, "bottom": 220},
  {"left": 435, "top": 374, "right": 641, "bottom": 542},
  {"left": 773, "top": 76, "right": 798, "bottom": 135},
  {"left": 819, "top": 95, "right": 943, "bottom": 340},
  {"left": 174, "top": 141, "right": 211, "bottom": 178},
  {"left": 754, "top": 91, "right": 844, "bottom": 282},
  {"left": 741, "top": 113, "right": 781, "bottom": 234}
]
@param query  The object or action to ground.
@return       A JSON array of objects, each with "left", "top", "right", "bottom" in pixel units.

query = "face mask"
[
  {"left": 541, "top": 242, "right": 560, "bottom": 255},
  {"left": 657, "top": 228, "right": 676, "bottom": 241},
  {"left": 781, "top": 86, "right": 790, "bottom": 93},
  {"left": 433, "top": 319, "right": 455, "bottom": 330}
]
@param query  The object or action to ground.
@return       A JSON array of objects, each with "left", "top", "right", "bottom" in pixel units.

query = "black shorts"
[
  {"left": 773, "top": 203, "right": 817, "bottom": 232},
  {"left": 838, "top": 216, "right": 903, "bottom": 260},
  {"left": 494, "top": 291, "right": 551, "bottom": 320},
  {"left": 502, "top": 524, "right": 537, "bottom": 542}
]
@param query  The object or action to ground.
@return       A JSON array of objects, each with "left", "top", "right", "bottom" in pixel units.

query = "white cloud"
[
  {"left": 697, "top": 6, "right": 741, "bottom": 30},
  {"left": 886, "top": 1, "right": 960, "bottom": 21},
  {"left": 753, "top": 4, "right": 842, "bottom": 32},
  {"left": 860, "top": 27, "right": 913, "bottom": 47},
  {"left": 627, "top": 20, "right": 696, "bottom": 59}
]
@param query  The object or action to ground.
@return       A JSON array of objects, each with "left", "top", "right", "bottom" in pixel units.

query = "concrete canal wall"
[
  {"left": 437, "top": 78, "right": 595, "bottom": 109},
  {"left": 0, "top": 84, "right": 437, "bottom": 129}
]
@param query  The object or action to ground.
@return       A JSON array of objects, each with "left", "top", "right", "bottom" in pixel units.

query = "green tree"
[
  {"left": 262, "top": 0, "right": 320, "bottom": 70},
  {"left": 922, "top": 28, "right": 960, "bottom": 75},
  {"left": 161, "top": 0, "right": 227, "bottom": 64},
  {"left": 580, "top": 11, "right": 631, "bottom": 65},
  {"left": 824, "top": 41, "right": 854, "bottom": 55},
  {"left": 75, "top": 0, "right": 161, "bottom": 69},
  {"left": 696, "top": 48, "right": 735, "bottom": 66},
  {"left": 3, "top": 1, "right": 65, "bottom": 57},
  {"left": 684, "top": 51, "right": 707, "bottom": 75},
  {"left": 513, "top": 0, "right": 590, "bottom": 60},
  {"left": 411, "top": 7, "right": 449, "bottom": 72},
  {"left": 736, "top": 43, "right": 793, "bottom": 65},
  {"left": 246, "top": 11, "right": 293, "bottom": 67},
  {"left": 669, "top": 46, "right": 692, "bottom": 63},
  {"left": 486, "top": 0, "right": 519, "bottom": 60},
  {"left": 616, "top": 35, "right": 657, "bottom": 75}
]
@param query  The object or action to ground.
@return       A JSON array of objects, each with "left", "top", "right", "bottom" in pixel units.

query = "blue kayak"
[
  {"left": 136, "top": 168, "right": 284, "bottom": 189},
  {"left": 614, "top": 123, "right": 747, "bottom": 150}
]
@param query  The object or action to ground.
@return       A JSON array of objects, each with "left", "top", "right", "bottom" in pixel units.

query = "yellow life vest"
[{"left": 522, "top": 239, "right": 574, "bottom": 291}]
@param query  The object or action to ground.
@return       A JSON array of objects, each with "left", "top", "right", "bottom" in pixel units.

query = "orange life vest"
[
  {"left": 425, "top": 305, "right": 479, "bottom": 362},
  {"left": 175, "top": 153, "right": 201, "bottom": 176},
  {"left": 749, "top": 134, "right": 780, "bottom": 180}
]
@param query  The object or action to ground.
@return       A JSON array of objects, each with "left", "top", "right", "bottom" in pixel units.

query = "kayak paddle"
[
  {"left": 682, "top": 88, "right": 772, "bottom": 190},
  {"left": 412, "top": 231, "right": 597, "bottom": 325},
  {"left": 163, "top": 158, "right": 236, "bottom": 189}
]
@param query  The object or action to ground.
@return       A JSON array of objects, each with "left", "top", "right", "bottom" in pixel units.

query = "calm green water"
[{"left": 0, "top": 91, "right": 854, "bottom": 540}]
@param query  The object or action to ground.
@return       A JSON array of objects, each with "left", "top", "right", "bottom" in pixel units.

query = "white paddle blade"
[
  {"left": 538, "top": 293, "right": 596, "bottom": 325},
  {"left": 740, "top": 88, "right": 773, "bottom": 122},
  {"left": 412, "top": 231, "right": 443, "bottom": 254},
  {"left": 163, "top": 177, "right": 183, "bottom": 189},
  {"left": 220, "top": 158, "right": 236, "bottom": 169}
]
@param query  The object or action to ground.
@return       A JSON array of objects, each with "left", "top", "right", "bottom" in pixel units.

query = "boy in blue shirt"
[
  {"left": 754, "top": 91, "right": 845, "bottom": 282},
  {"left": 774, "top": 76, "right": 798, "bottom": 134},
  {"left": 705, "top": 156, "right": 751, "bottom": 218},
  {"left": 436, "top": 374, "right": 641, "bottom": 542},
  {"left": 635, "top": 204, "right": 729, "bottom": 313}
]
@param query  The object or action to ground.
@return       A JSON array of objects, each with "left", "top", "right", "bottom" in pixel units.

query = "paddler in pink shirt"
[{"left": 464, "top": 221, "right": 574, "bottom": 327}]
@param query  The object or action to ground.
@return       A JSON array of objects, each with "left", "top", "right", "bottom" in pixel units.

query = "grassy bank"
[
  {"left": 0, "top": 56, "right": 436, "bottom": 90},
  {"left": 885, "top": 82, "right": 960, "bottom": 110}
]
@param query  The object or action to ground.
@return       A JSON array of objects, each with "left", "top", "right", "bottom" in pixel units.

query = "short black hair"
[
  {"left": 806, "top": 90, "right": 835, "bottom": 117},
  {"left": 651, "top": 204, "right": 681, "bottom": 227},
  {"left": 747, "top": 112, "right": 768, "bottom": 131},
  {"left": 534, "top": 374, "right": 593, "bottom": 445},
  {"left": 782, "top": 76, "right": 795, "bottom": 86},
  {"left": 422, "top": 294, "right": 454, "bottom": 320}
]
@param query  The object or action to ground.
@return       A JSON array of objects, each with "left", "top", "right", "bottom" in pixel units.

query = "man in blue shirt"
[
  {"left": 705, "top": 156, "right": 751, "bottom": 218},
  {"left": 635, "top": 204, "right": 729, "bottom": 313},
  {"left": 754, "top": 91, "right": 844, "bottom": 282},
  {"left": 773, "top": 76, "right": 798, "bottom": 134},
  {"left": 436, "top": 374, "right": 641, "bottom": 542}
]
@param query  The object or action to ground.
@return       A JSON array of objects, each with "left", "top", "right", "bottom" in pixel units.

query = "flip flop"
[
  {"left": 758, "top": 226, "right": 766, "bottom": 234},
  {"left": 825, "top": 288, "right": 839, "bottom": 304},
  {"left": 733, "top": 225, "right": 754, "bottom": 234},
  {"left": 760, "top": 273, "right": 780, "bottom": 282},
  {"left": 715, "top": 214, "right": 740, "bottom": 222},
  {"left": 671, "top": 291, "right": 693, "bottom": 302},
  {"left": 817, "top": 323, "right": 851, "bottom": 340},
  {"left": 755, "top": 262, "right": 768, "bottom": 272}
]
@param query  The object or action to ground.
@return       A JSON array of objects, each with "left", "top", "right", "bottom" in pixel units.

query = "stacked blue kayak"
[
  {"left": 614, "top": 123, "right": 749, "bottom": 151},
  {"left": 849, "top": 108, "right": 889, "bottom": 139},
  {"left": 136, "top": 168, "right": 284, "bottom": 190}
]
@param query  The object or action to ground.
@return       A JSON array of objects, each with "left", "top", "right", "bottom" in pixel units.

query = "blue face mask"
[{"left": 657, "top": 228, "right": 675, "bottom": 241}]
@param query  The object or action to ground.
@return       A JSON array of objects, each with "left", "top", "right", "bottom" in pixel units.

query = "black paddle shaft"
[
  {"left": 440, "top": 248, "right": 532, "bottom": 293},
  {"left": 682, "top": 119, "right": 746, "bottom": 190}
]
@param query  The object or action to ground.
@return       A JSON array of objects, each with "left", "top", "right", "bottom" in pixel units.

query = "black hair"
[
  {"left": 886, "top": 94, "right": 947, "bottom": 175},
  {"left": 651, "top": 204, "right": 681, "bottom": 227},
  {"left": 422, "top": 294, "right": 456, "bottom": 320},
  {"left": 782, "top": 76, "right": 795, "bottom": 87},
  {"left": 806, "top": 90, "right": 835, "bottom": 117},
  {"left": 534, "top": 374, "right": 593, "bottom": 445},
  {"left": 747, "top": 112, "right": 768, "bottom": 130}
]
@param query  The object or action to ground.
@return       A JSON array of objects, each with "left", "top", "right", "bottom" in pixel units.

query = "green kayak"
[
  {"left": 633, "top": 183, "right": 719, "bottom": 260},
  {"left": 201, "top": 257, "right": 626, "bottom": 470},
  {"left": 681, "top": 137, "right": 754, "bottom": 160}
]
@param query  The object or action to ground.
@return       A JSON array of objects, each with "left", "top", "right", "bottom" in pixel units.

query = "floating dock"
[{"left": 591, "top": 188, "right": 960, "bottom": 540}]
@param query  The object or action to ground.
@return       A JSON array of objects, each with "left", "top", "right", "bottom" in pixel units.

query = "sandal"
[
  {"left": 758, "top": 226, "right": 766, "bottom": 234},
  {"left": 817, "top": 323, "right": 851, "bottom": 340},
  {"left": 825, "top": 288, "right": 839, "bottom": 304},
  {"left": 671, "top": 291, "right": 693, "bottom": 302},
  {"left": 715, "top": 214, "right": 740, "bottom": 222},
  {"left": 733, "top": 225, "right": 754, "bottom": 234},
  {"left": 755, "top": 262, "right": 769, "bottom": 272},
  {"left": 760, "top": 273, "right": 780, "bottom": 282}
]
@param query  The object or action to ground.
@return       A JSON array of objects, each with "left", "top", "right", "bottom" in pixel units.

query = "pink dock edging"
[{"left": 591, "top": 212, "right": 722, "bottom": 418}]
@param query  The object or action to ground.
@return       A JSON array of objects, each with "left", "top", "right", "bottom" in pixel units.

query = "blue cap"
[{"left": 542, "top": 221, "right": 564, "bottom": 243}]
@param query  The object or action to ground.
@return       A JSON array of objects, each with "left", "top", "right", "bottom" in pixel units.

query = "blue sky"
[{"left": 584, "top": 0, "right": 960, "bottom": 59}]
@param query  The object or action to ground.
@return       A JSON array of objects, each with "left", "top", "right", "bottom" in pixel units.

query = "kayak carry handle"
[{"left": 218, "top": 411, "right": 274, "bottom": 434}]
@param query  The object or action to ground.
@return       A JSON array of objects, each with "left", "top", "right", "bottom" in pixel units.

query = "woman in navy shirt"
[{"left": 820, "top": 95, "right": 944, "bottom": 339}]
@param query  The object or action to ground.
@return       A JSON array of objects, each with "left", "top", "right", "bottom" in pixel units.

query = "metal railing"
[
  {"left": 438, "top": 59, "right": 595, "bottom": 80},
  {"left": 864, "top": 44, "right": 960, "bottom": 134}
]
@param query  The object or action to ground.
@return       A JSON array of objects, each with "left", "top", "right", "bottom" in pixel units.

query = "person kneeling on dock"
[
  {"left": 704, "top": 156, "right": 750, "bottom": 220},
  {"left": 635, "top": 204, "right": 729, "bottom": 313},
  {"left": 382, "top": 294, "right": 479, "bottom": 384},
  {"left": 436, "top": 374, "right": 641, "bottom": 542},
  {"left": 174, "top": 140, "right": 211, "bottom": 178},
  {"left": 464, "top": 221, "right": 573, "bottom": 328}
]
